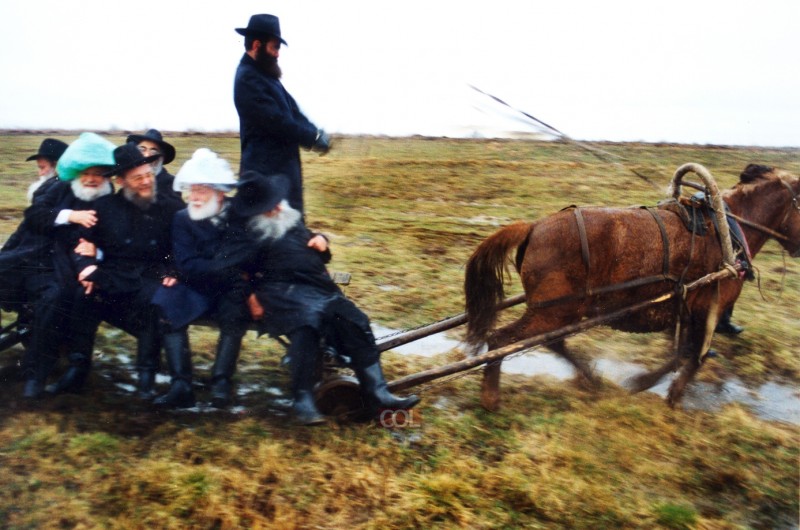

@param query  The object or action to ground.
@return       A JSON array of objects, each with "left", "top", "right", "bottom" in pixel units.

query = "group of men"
[{"left": 0, "top": 13, "right": 418, "bottom": 425}]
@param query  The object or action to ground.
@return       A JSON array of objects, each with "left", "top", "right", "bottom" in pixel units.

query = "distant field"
[{"left": 0, "top": 133, "right": 797, "bottom": 529}]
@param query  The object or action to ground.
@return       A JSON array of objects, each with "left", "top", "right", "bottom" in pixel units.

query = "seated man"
[
  {"left": 228, "top": 171, "right": 419, "bottom": 425},
  {"left": 64, "top": 143, "right": 188, "bottom": 405},
  {"left": 153, "top": 148, "right": 250, "bottom": 407},
  {"left": 25, "top": 138, "right": 69, "bottom": 202},
  {"left": 126, "top": 129, "right": 182, "bottom": 201},
  {"left": 0, "top": 132, "right": 117, "bottom": 398}
]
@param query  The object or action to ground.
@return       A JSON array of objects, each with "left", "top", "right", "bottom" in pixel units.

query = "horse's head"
[{"left": 736, "top": 164, "right": 800, "bottom": 257}]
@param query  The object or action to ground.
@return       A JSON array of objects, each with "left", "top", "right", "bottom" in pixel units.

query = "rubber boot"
[
  {"left": 209, "top": 334, "right": 242, "bottom": 408},
  {"left": 135, "top": 321, "right": 161, "bottom": 400},
  {"left": 153, "top": 331, "right": 195, "bottom": 408},
  {"left": 22, "top": 379, "right": 45, "bottom": 400},
  {"left": 715, "top": 308, "right": 744, "bottom": 335},
  {"left": 355, "top": 362, "right": 420, "bottom": 412},
  {"left": 288, "top": 327, "right": 325, "bottom": 425},
  {"left": 46, "top": 352, "right": 92, "bottom": 394}
]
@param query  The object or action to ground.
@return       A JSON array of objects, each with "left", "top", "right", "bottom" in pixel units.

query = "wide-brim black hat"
[
  {"left": 235, "top": 14, "right": 288, "bottom": 45},
  {"left": 26, "top": 138, "right": 68, "bottom": 162},
  {"left": 104, "top": 142, "right": 160, "bottom": 178},
  {"left": 125, "top": 128, "right": 176, "bottom": 165},
  {"left": 231, "top": 171, "right": 289, "bottom": 217}
]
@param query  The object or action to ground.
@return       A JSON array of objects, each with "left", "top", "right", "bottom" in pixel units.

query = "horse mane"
[{"left": 739, "top": 163, "right": 774, "bottom": 184}]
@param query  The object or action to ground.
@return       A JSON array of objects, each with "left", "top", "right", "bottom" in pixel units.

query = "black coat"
[
  {"left": 152, "top": 203, "right": 251, "bottom": 329},
  {"left": 241, "top": 222, "right": 370, "bottom": 337},
  {"left": 74, "top": 191, "right": 184, "bottom": 297},
  {"left": 233, "top": 53, "right": 318, "bottom": 212},
  {"left": 156, "top": 168, "right": 183, "bottom": 203},
  {"left": 0, "top": 180, "right": 90, "bottom": 280}
]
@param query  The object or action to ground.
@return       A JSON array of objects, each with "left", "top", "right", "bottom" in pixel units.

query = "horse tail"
[{"left": 464, "top": 221, "right": 532, "bottom": 348}]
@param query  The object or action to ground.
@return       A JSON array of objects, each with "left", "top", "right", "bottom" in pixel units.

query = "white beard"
[
  {"left": 71, "top": 179, "right": 112, "bottom": 202},
  {"left": 188, "top": 195, "right": 222, "bottom": 221},
  {"left": 248, "top": 200, "right": 302, "bottom": 241}
]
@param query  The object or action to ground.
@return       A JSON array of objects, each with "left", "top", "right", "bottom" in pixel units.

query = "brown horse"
[{"left": 464, "top": 164, "right": 800, "bottom": 410}]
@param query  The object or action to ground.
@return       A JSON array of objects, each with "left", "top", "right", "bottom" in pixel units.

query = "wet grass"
[{"left": 0, "top": 133, "right": 798, "bottom": 528}]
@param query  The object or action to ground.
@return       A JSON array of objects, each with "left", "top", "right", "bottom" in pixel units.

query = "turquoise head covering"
[{"left": 56, "top": 132, "right": 117, "bottom": 182}]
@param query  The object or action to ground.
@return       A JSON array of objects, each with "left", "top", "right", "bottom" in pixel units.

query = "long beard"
[
  {"left": 188, "top": 195, "right": 222, "bottom": 221},
  {"left": 255, "top": 45, "right": 282, "bottom": 79},
  {"left": 71, "top": 179, "right": 112, "bottom": 202},
  {"left": 151, "top": 160, "right": 164, "bottom": 179},
  {"left": 248, "top": 201, "right": 301, "bottom": 241},
  {"left": 123, "top": 187, "right": 157, "bottom": 209}
]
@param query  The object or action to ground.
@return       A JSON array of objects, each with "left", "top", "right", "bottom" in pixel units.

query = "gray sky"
[{"left": 1, "top": 0, "right": 798, "bottom": 146}]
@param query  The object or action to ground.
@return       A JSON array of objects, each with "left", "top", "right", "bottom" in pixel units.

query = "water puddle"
[{"left": 374, "top": 325, "right": 800, "bottom": 425}]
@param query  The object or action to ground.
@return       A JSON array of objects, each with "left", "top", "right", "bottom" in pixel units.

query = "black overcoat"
[
  {"left": 74, "top": 191, "right": 184, "bottom": 297},
  {"left": 242, "top": 222, "right": 370, "bottom": 338},
  {"left": 233, "top": 53, "right": 318, "bottom": 212},
  {"left": 152, "top": 204, "right": 251, "bottom": 329}
]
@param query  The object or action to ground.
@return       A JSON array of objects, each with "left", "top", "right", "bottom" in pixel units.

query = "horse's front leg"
[{"left": 665, "top": 317, "right": 714, "bottom": 407}]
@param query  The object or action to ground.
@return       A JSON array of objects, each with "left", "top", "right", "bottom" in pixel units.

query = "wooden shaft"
[
  {"left": 388, "top": 265, "right": 740, "bottom": 392},
  {"left": 376, "top": 293, "right": 526, "bottom": 352}
]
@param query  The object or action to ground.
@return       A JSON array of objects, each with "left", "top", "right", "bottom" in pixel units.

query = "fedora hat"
[
  {"left": 26, "top": 138, "right": 68, "bottom": 162},
  {"left": 104, "top": 142, "right": 160, "bottom": 178},
  {"left": 56, "top": 133, "right": 116, "bottom": 182},
  {"left": 235, "top": 14, "right": 288, "bottom": 45},
  {"left": 173, "top": 148, "right": 238, "bottom": 192},
  {"left": 231, "top": 171, "right": 289, "bottom": 217},
  {"left": 125, "top": 129, "right": 176, "bottom": 165}
]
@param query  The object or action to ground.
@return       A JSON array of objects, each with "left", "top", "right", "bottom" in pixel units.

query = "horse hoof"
[{"left": 480, "top": 394, "right": 501, "bottom": 412}]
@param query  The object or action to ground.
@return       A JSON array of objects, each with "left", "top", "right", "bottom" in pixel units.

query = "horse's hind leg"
[
  {"left": 547, "top": 339, "right": 601, "bottom": 389},
  {"left": 480, "top": 310, "right": 540, "bottom": 411},
  {"left": 480, "top": 361, "right": 502, "bottom": 412}
]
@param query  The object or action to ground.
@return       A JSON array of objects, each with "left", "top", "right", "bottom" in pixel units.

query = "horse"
[{"left": 464, "top": 164, "right": 800, "bottom": 410}]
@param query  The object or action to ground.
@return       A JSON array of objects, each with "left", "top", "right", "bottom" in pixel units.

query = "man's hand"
[
  {"left": 247, "top": 293, "right": 264, "bottom": 321},
  {"left": 307, "top": 234, "right": 328, "bottom": 252},
  {"left": 78, "top": 265, "right": 97, "bottom": 294},
  {"left": 311, "top": 129, "right": 331, "bottom": 155},
  {"left": 74, "top": 238, "right": 97, "bottom": 257},
  {"left": 162, "top": 276, "right": 178, "bottom": 287},
  {"left": 68, "top": 210, "right": 98, "bottom": 228}
]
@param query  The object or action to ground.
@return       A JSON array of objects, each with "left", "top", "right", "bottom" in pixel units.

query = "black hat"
[
  {"left": 104, "top": 142, "right": 161, "bottom": 178},
  {"left": 125, "top": 129, "right": 176, "bottom": 165},
  {"left": 235, "top": 14, "right": 288, "bottom": 45},
  {"left": 231, "top": 171, "right": 289, "bottom": 217},
  {"left": 26, "top": 138, "right": 68, "bottom": 162}
]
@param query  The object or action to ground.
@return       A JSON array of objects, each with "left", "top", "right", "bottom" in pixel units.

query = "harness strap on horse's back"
[
  {"left": 573, "top": 208, "right": 591, "bottom": 278},
  {"left": 644, "top": 207, "right": 671, "bottom": 277}
]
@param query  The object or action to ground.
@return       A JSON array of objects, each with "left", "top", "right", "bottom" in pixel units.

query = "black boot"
[
  {"left": 715, "top": 308, "right": 744, "bottom": 335},
  {"left": 23, "top": 379, "right": 45, "bottom": 400},
  {"left": 153, "top": 331, "right": 195, "bottom": 408},
  {"left": 46, "top": 352, "right": 92, "bottom": 394},
  {"left": 288, "top": 327, "right": 325, "bottom": 425},
  {"left": 135, "top": 321, "right": 161, "bottom": 400},
  {"left": 355, "top": 362, "right": 420, "bottom": 412},
  {"left": 209, "top": 334, "right": 242, "bottom": 408}
]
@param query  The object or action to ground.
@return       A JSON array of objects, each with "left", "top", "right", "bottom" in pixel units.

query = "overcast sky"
[{"left": 1, "top": 0, "right": 798, "bottom": 146}]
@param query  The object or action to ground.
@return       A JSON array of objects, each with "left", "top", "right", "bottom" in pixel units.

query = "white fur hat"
[{"left": 173, "top": 148, "right": 237, "bottom": 192}]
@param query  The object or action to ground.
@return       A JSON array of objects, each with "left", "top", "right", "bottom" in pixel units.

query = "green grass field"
[{"left": 0, "top": 133, "right": 797, "bottom": 528}]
